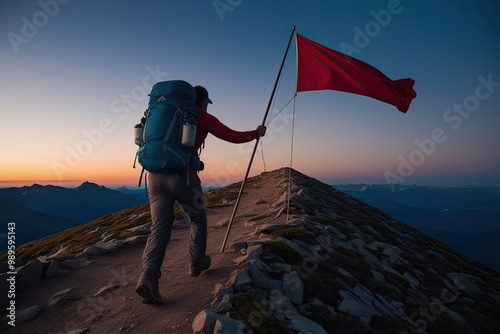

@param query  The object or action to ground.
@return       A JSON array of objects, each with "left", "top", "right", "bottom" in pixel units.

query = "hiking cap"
[{"left": 194, "top": 85, "right": 213, "bottom": 104}]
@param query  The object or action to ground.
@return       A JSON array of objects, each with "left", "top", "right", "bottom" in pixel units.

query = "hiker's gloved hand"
[{"left": 256, "top": 125, "right": 267, "bottom": 138}]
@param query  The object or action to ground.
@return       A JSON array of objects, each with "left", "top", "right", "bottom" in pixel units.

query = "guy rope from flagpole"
[{"left": 220, "top": 25, "right": 296, "bottom": 252}]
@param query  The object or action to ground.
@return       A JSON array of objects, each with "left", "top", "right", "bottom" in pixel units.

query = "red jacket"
[{"left": 193, "top": 112, "right": 259, "bottom": 152}]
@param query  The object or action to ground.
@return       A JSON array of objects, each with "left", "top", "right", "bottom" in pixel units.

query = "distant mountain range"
[
  {"left": 0, "top": 182, "right": 147, "bottom": 249},
  {"left": 334, "top": 184, "right": 500, "bottom": 271}
]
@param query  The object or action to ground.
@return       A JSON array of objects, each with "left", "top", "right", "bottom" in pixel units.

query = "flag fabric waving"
[{"left": 295, "top": 33, "right": 416, "bottom": 113}]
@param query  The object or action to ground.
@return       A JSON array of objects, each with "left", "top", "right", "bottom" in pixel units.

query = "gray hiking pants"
[{"left": 141, "top": 172, "right": 207, "bottom": 280}]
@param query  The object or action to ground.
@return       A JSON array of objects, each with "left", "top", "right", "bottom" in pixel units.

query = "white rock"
[
  {"left": 338, "top": 297, "right": 381, "bottom": 325},
  {"left": 217, "top": 219, "right": 230, "bottom": 227},
  {"left": 94, "top": 283, "right": 121, "bottom": 298},
  {"left": 65, "top": 327, "right": 91, "bottom": 334},
  {"left": 123, "top": 235, "right": 149, "bottom": 246},
  {"left": 337, "top": 267, "right": 353, "bottom": 278},
  {"left": 230, "top": 270, "right": 253, "bottom": 291},
  {"left": 284, "top": 310, "right": 328, "bottom": 334},
  {"left": 215, "top": 294, "right": 233, "bottom": 313},
  {"left": 447, "top": 272, "right": 482, "bottom": 295},
  {"left": 43, "top": 260, "right": 69, "bottom": 278},
  {"left": 82, "top": 245, "right": 102, "bottom": 256},
  {"left": 353, "top": 284, "right": 374, "bottom": 306},
  {"left": 271, "top": 292, "right": 298, "bottom": 319},
  {"left": 275, "top": 237, "right": 312, "bottom": 258},
  {"left": 192, "top": 310, "right": 221, "bottom": 334},
  {"left": 97, "top": 240, "right": 124, "bottom": 254},
  {"left": 48, "top": 287, "right": 80, "bottom": 307},
  {"left": 404, "top": 271, "right": 420, "bottom": 287},
  {"left": 282, "top": 271, "right": 303, "bottom": 305},
  {"left": 60, "top": 258, "right": 91, "bottom": 269},
  {"left": 17, "top": 259, "right": 43, "bottom": 289},
  {"left": 213, "top": 316, "right": 245, "bottom": 334},
  {"left": 325, "top": 225, "right": 346, "bottom": 239},
  {"left": 371, "top": 270, "right": 385, "bottom": 283},
  {"left": 249, "top": 263, "right": 282, "bottom": 291}
]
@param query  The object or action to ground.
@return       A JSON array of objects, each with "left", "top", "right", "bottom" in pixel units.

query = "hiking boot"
[
  {"left": 135, "top": 276, "right": 164, "bottom": 304},
  {"left": 189, "top": 255, "right": 211, "bottom": 277}
]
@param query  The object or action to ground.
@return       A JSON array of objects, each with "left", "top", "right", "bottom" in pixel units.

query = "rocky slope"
[
  {"left": 2, "top": 168, "right": 499, "bottom": 333},
  {"left": 195, "top": 168, "right": 500, "bottom": 333}
]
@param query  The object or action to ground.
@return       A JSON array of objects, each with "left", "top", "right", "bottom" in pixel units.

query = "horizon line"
[
  {"left": 0, "top": 180, "right": 85, "bottom": 183},
  {"left": 2, "top": 181, "right": 499, "bottom": 190}
]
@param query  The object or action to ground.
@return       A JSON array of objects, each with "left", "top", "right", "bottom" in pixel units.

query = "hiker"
[{"left": 136, "top": 85, "right": 266, "bottom": 304}]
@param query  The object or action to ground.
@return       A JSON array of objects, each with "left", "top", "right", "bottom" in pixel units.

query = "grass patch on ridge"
[{"left": 0, "top": 203, "right": 151, "bottom": 263}]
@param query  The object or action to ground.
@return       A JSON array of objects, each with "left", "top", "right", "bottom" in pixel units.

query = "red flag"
[{"left": 296, "top": 33, "right": 416, "bottom": 113}]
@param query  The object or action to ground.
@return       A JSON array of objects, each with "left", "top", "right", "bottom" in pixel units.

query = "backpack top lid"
[{"left": 148, "top": 80, "right": 195, "bottom": 109}]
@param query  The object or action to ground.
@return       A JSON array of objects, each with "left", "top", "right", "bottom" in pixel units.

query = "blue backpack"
[{"left": 134, "top": 80, "right": 203, "bottom": 186}]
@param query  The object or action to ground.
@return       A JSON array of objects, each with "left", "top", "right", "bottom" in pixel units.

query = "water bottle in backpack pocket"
[
  {"left": 134, "top": 123, "right": 144, "bottom": 146},
  {"left": 181, "top": 121, "right": 196, "bottom": 147}
]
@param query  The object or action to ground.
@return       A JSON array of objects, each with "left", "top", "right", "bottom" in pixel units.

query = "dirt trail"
[{"left": 5, "top": 174, "right": 282, "bottom": 334}]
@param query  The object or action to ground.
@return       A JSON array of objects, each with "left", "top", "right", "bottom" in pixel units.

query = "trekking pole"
[{"left": 221, "top": 25, "right": 296, "bottom": 252}]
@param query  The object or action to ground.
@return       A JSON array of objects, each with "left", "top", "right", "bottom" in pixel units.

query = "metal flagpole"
[{"left": 220, "top": 25, "right": 296, "bottom": 252}]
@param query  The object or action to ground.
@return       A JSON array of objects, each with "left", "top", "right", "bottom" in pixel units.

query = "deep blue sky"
[{"left": 1, "top": 0, "right": 499, "bottom": 187}]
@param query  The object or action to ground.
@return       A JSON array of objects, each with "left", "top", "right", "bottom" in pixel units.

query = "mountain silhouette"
[
  {"left": 0, "top": 198, "right": 81, "bottom": 248},
  {"left": 1, "top": 168, "right": 499, "bottom": 333},
  {"left": 335, "top": 183, "right": 500, "bottom": 212},
  {"left": 0, "top": 182, "right": 147, "bottom": 248},
  {"left": 336, "top": 184, "right": 500, "bottom": 271}
]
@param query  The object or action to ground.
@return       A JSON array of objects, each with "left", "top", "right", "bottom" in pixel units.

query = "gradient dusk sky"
[{"left": 1, "top": 0, "right": 499, "bottom": 188}]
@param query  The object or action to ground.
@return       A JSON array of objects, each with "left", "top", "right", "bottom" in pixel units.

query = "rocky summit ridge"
[
  {"left": 2, "top": 167, "right": 500, "bottom": 333},
  {"left": 196, "top": 168, "right": 500, "bottom": 333}
]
